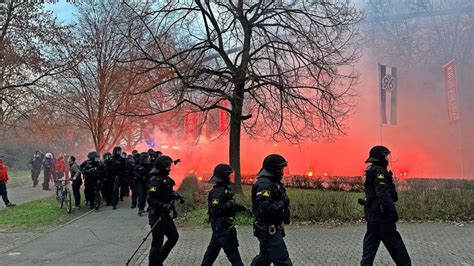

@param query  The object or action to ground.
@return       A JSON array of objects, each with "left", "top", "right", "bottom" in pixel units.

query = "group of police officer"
[
  {"left": 143, "top": 145, "right": 411, "bottom": 266},
  {"left": 78, "top": 146, "right": 160, "bottom": 214}
]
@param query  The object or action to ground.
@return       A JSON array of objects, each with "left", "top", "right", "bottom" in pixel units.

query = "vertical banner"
[
  {"left": 219, "top": 101, "right": 229, "bottom": 134},
  {"left": 184, "top": 109, "right": 198, "bottom": 138},
  {"left": 443, "top": 59, "right": 460, "bottom": 124},
  {"left": 379, "top": 64, "right": 398, "bottom": 125}
]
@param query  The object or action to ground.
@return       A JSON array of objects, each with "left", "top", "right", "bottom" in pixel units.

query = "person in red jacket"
[
  {"left": 55, "top": 154, "right": 66, "bottom": 181},
  {"left": 0, "top": 157, "right": 16, "bottom": 207}
]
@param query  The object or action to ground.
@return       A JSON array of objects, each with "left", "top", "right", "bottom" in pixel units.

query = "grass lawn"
[
  {"left": 0, "top": 195, "right": 90, "bottom": 232},
  {"left": 177, "top": 184, "right": 474, "bottom": 227},
  {"left": 6, "top": 170, "right": 32, "bottom": 188}
]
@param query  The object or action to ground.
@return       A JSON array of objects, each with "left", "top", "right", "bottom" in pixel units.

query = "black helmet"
[
  {"left": 258, "top": 154, "right": 288, "bottom": 180},
  {"left": 103, "top": 152, "right": 111, "bottom": 161},
  {"left": 139, "top": 152, "right": 149, "bottom": 163},
  {"left": 133, "top": 153, "right": 140, "bottom": 161},
  {"left": 365, "top": 146, "right": 391, "bottom": 163},
  {"left": 152, "top": 155, "right": 173, "bottom": 176},
  {"left": 132, "top": 150, "right": 138, "bottom": 156},
  {"left": 209, "top": 164, "right": 234, "bottom": 184},
  {"left": 87, "top": 151, "right": 98, "bottom": 160},
  {"left": 113, "top": 146, "right": 122, "bottom": 156}
]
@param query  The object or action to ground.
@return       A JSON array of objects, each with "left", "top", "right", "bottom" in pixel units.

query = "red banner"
[{"left": 443, "top": 59, "right": 460, "bottom": 124}]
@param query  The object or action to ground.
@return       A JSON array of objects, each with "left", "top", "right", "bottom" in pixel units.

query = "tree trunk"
[{"left": 229, "top": 85, "right": 245, "bottom": 193}]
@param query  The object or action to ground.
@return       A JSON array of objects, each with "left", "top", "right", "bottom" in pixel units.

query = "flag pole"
[
  {"left": 453, "top": 59, "right": 465, "bottom": 178},
  {"left": 378, "top": 63, "right": 383, "bottom": 144}
]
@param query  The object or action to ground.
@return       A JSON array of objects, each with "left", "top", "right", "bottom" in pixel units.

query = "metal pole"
[
  {"left": 454, "top": 59, "right": 465, "bottom": 178},
  {"left": 378, "top": 63, "right": 383, "bottom": 144}
]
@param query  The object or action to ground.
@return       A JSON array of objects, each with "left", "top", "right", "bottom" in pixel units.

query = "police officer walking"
[
  {"left": 251, "top": 154, "right": 292, "bottom": 266},
  {"left": 134, "top": 152, "right": 151, "bottom": 216},
  {"left": 147, "top": 155, "right": 183, "bottom": 266},
  {"left": 360, "top": 146, "right": 411, "bottom": 266},
  {"left": 82, "top": 153, "right": 107, "bottom": 210},
  {"left": 107, "top": 146, "right": 127, "bottom": 210},
  {"left": 129, "top": 153, "right": 140, "bottom": 209},
  {"left": 201, "top": 164, "right": 251, "bottom": 266},
  {"left": 29, "top": 151, "right": 43, "bottom": 187},
  {"left": 101, "top": 152, "right": 113, "bottom": 206}
]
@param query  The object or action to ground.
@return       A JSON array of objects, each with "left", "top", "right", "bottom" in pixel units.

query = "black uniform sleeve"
[
  {"left": 373, "top": 168, "right": 395, "bottom": 208},
  {"left": 147, "top": 177, "right": 164, "bottom": 209},
  {"left": 255, "top": 181, "right": 285, "bottom": 220},
  {"left": 208, "top": 188, "right": 227, "bottom": 218}
]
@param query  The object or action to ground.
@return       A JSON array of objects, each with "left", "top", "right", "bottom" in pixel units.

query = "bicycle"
[{"left": 55, "top": 178, "right": 72, "bottom": 213}]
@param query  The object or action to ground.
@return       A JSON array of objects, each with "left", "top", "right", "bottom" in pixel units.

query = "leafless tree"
[
  {"left": 0, "top": 1, "right": 78, "bottom": 131},
  {"left": 51, "top": 0, "right": 154, "bottom": 154},
  {"left": 124, "top": 0, "right": 361, "bottom": 191}
]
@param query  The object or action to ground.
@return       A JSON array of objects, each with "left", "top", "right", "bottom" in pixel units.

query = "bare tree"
[
  {"left": 124, "top": 0, "right": 361, "bottom": 192},
  {"left": 0, "top": 1, "right": 77, "bottom": 129},
  {"left": 51, "top": 0, "right": 154, "bottom": 154}
]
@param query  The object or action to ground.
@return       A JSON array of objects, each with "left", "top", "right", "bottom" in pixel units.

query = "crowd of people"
[
  {"left": 30, "top": 146, "right": 163, "bottom": 214},
  {"left": 23, "top": 145, "right": 409, "bottom": 266}
]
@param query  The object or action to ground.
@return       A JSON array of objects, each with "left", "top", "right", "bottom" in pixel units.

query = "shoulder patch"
[
  {"left": 377, "top": 174, "right": 385, "bottom": 179},
  {"left": 262, "top": 190, "right": 270, "bottom": 197},
  {"left": 211, "top": 199, "right": 219, "bottom": 205},
  {"left": 149, "top": 186, "right": 157, "bottom": 192}
]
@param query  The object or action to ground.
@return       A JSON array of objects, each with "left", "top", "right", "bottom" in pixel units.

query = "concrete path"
[
  {"left": 0, "top": 194, "right": 472, "bottom": 266},
  {"left": 0, "top": 183, "right": 55, "bottom": 209}
]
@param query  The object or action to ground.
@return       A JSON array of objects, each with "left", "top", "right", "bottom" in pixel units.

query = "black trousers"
[
  {"left": 251, "top": 226, "right": 292, "bottom": 266},
  {"left": 137, "top": 181, "right": 147, "bottom": 210},
  {"left": 84, "top": 179, "right": 91, "bottom": 204},
  {"left": 31, "top": 168, "right": 41, "bottom": 186},
  {"left": 85, "top": 179, "right": 101, "bottom": 209},
  {"left": 72, "top": 181, "right": 81, "bottom": 207},
  {"left": 120, "top": 179, "right": 129, "bottom": 199},
  {"left": 112, "top": 176, "right": 121, "bottom": 207},
  {"left": 361, "top": 222, "right": 411, "bottom": 266},
  {"left": 43, "top": 169, "right": 51, "bottom": 190},
  {"left": 101, "top": 179, "right": 113, "bottom": 205},
  {"left": 202, "top": 225, "right": 243, "bottom": 266},
  {"left": 0, "top": 182, "right": 11, "bottom": 206},
  {"left": 149, "top": 215, "right": 179, "bottom": 266},
  {"left": 129, "top": 178, "right": 138, "bottom": 207}
]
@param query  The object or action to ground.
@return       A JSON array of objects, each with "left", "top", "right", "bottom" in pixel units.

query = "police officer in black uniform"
[
  {"left": 101, "top": 152, "right": 113, "bottom": 206},
  {"left": 201, "top": 164, "right": 251, "bottom": 266},
  {"left": 80, "top": 151, "right": 97, "bottom": 205},
  {"left": 360, "top": 146, "right": 411, "bottom": 266},
  {"left": 82, "top": 153, "right": 107, "bottom": 210},
  {"left": 129, "top": 153, "right": 140, "bottom": 209},
  {"left": 147, "top": 155, "right": 184, "bottom": 266},
  {"left": 251, "top": 154, "right": 292, "bottom": 266},
  {"left": 134, "top": 152, "right": 151, "bottom": 216},
  {"left": 107, "top": 146, "right": 127, "bottom": 210}
]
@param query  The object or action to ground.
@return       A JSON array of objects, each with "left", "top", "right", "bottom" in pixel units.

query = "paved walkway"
[
  {"left": 0, "top": 195, "right": 472, "bottom": 266},
  {"left": 0, "top": 183, "right": 55, "bottom": 209}
]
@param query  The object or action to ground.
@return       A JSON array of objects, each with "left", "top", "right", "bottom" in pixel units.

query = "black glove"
[
  {"left": 358, "top": 198, "right": 366, "bottom": 206},
  {"left": 172, "top": 192, "right": 185, "bottom": 204},
  {"left": 244, "top": 206, "right": 253, "bottom": 217},
  {"left": 162, "top": 203, "right": 171, "bottom": 211}
]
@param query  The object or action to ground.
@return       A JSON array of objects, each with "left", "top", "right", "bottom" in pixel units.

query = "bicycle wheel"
[
  {"left": 65, "top": 189, "right": 72, "bottom": 213},
  {"left": 56, "top": 186, "right": 62, "bottom": 208}
]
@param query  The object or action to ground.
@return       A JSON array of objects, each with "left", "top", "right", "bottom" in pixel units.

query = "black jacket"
[
  {"left": 134, "top": 162, "right": 151, "bottom": 183},
  {"left": 147, "top": 173, "right": 176, "bottom": 213},
  {"left": 106, "top": 156, "right": 127, "bottom": 179},
  {"left": 363, "top": 164, "right": 399, "bottom": 223},
  {"left": 208, "top": 184, "right": 246, "bottom": 223},
  {"left": 82, "top": 162, "right": 107, "bottom": 182},
  {"left": 252, "top": 176, "right": 290, "bottom": 225}
]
